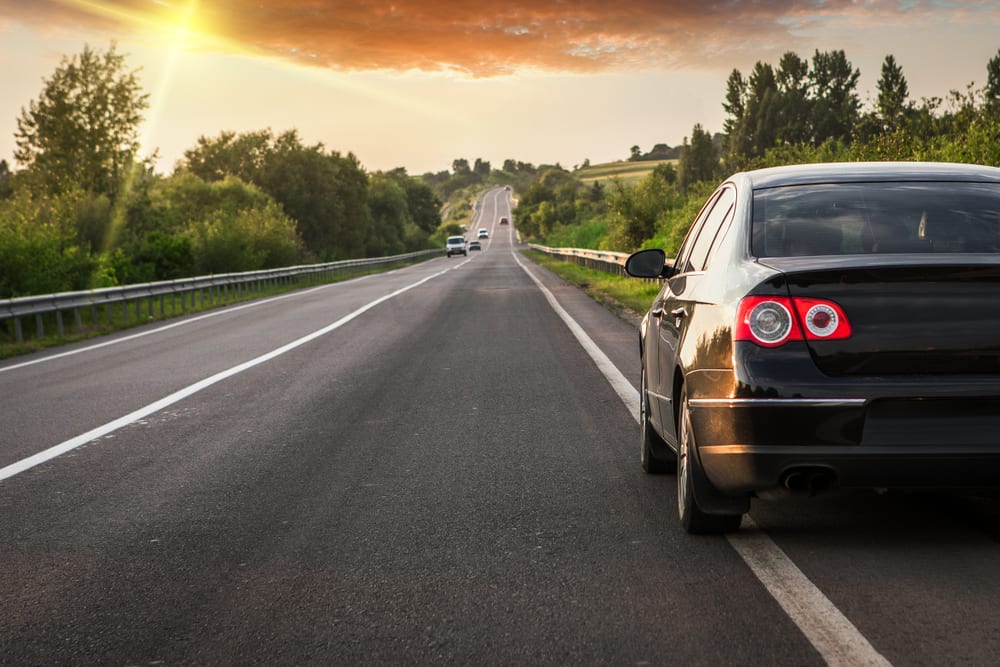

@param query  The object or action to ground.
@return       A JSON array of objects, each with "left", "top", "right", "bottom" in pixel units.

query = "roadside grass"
[
  {"left": 0, "top": 257, "right": 436, "bottom": 360},
  {"left": 521, "top": 249, "right": 660, "bottom": 321},
  {"left": 576, "top": 159, "right": 675, "bottom": 185}
]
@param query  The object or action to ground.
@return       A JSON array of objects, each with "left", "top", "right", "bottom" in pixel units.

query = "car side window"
[
  {"left": 674, "top": 189, "right": 723, "bottom": 274},
  {"left": 680, "top": 187, "right": 736, "bottom": 274}
]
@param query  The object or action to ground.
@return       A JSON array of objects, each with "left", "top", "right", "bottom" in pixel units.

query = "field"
[{"left": 575, "top": 159, "right": 675, "bottom": 185}]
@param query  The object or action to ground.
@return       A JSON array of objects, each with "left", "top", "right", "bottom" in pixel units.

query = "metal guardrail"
[
  {"left": 1, "top": 249, "right": 441, "bottom": 344},
  {"left": 526, "top": 244, "right": 631, "bottom": 276}
]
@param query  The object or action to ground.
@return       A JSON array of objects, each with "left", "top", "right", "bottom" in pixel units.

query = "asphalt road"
[{"left": 3, "top": 187, "right": 1000, "bottom": 665}]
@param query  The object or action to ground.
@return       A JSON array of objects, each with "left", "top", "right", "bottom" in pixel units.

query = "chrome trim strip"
[
  {"left": 648, "top": 390, "right": 673, "bottom": 405},
  {"left": 688, "top": 398, "right": 867, "bottom": 408}
]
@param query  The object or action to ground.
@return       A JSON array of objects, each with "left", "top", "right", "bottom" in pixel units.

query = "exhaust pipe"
[
  {"left": 783, "top": 471, "right": 807, "bottom": 493},
  {"left": 781, "top": 467, "right": 836, "bottom": 496}
]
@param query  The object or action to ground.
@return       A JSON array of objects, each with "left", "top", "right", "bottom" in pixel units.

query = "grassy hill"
[{"left": 575, "top": 159, "right": 675, "bottom": 185}]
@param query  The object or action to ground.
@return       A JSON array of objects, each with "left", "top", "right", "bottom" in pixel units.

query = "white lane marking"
[
  {"left": 729, "top": 517, "right": 891, "bottom": 666},
  {"left": 511, "top": 254, "right": 640, "bottom": 421},
  {"left": 0, "top": 275, "right": 377, "bottom": 374},
  {"left": 0, "top": 264, "right": 461, "bottom": 483},
  {"left": 512, "top": 251, "right": 890, "bottom": 667}
]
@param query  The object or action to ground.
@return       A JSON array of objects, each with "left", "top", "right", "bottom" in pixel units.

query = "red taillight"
[
  {"left": 735, "top": 296, "right": 851, "bottom": 347},
  {"left": 793, "top": 298, "right": 852, "bottom": 340}
]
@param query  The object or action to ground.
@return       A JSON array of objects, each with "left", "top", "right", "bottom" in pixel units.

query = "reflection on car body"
[{"left": 626, "top": 161, "right": 1000, "bottom": 533}]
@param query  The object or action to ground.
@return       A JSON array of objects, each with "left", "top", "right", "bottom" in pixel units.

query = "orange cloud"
[{"left": 1, "top": 0, "right": 993, "bottom": 76}]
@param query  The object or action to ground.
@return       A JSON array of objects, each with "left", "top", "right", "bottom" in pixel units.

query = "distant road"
[{"left": 3, "top": 187, "right": 1000, "bottom": 664}]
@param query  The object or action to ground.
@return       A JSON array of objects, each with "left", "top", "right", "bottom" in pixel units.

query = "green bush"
[{"left": 0, "top": 190, "right": 98, "bottom": 297}]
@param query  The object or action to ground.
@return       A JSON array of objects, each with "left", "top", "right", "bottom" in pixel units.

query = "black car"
[{"left": 625, "top": 161, "right": 1000, "bottom": 534}]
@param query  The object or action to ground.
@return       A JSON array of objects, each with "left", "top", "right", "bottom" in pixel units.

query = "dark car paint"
[{"left": 632, "top": 162, "right": 1000, "bottom": 515}]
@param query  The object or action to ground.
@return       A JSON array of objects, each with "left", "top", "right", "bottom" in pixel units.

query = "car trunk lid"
[{"left": 760, "top": 256, "right": 1000, "bottom": 376}]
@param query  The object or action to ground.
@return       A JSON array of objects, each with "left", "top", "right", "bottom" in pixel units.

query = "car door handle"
[{"left": 670, "top": 307, "right": 688, "bottom": 319}]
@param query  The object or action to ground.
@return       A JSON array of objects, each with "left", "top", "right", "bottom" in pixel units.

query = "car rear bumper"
[{"left": 688, "top": 397, "right": 1000, "bottom": 493}]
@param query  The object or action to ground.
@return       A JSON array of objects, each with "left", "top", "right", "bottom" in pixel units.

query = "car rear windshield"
[
  {"left": 752, "top": 182, "right": 1000, "bottom": 257},
  {"left": 447, "top": 237, "right": 464, "bottom": 243}
]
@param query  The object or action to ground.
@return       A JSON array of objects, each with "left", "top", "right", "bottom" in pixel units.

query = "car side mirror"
[{"left": 625, "top": 249, "right": 669, "bottom": 278}]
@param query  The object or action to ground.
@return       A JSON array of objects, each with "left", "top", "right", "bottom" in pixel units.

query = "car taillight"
[
  {"left": 735, "top": 296, "right": 851, "bottom": 347},
  {"left": 793, "top": 298, "right": 852, "bottom": 340}
]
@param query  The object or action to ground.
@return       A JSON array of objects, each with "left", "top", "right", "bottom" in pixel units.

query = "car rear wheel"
[
  {"left": 677, "top": 387, "right": 742, "bottom": 534},
  {"left": 640, "top": 367, "right": 675, "bottom": 474}
]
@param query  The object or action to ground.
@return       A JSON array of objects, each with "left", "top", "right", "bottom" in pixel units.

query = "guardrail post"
[
  {"left": 56, "top": 310, "right": 65, "bottom": 338},
  {"left": 35, "top": 313, "right": 44, "bottom": 339},
  {"left": 14, "top": 318, "right": 23, "bottom": 344}
]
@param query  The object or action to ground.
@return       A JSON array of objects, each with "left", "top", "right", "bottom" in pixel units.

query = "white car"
[
  {"left": 446, "top": 235, "right": 467, "bottom": 257},
  {"left": 477, "top": 228, "right": 489, "bottom": 239}
]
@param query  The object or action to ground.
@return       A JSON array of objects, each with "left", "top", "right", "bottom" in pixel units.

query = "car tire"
[
  {"left": 677, "top": 387, "right": 742, "bottom": 534},
  {"left": 640, "top": 367, "right": 674, "bottom": 474}
]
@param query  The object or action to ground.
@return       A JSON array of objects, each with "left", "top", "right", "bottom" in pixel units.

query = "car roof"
[{"left": 738, "top": 161, "right": 1000, "bottom": 189}]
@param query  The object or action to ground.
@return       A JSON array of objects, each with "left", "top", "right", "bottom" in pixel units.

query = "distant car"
[
  {"left": 499, "top": 217, "right": 509, "bottom": 225},
  {"left": 468, "top": 240, "right": 482, "bottom": 251},
  {"left": 446, "top": 235, "right": 467, "bottom": 257},
  {"left": 504, "top": 185, "right": 511, "bottom": 191},
  {"left": 625, "top": 161, "right": 1000, "bottom": 534},
  {"left": 477, "top": 228, "right": 489, "bottom": 239}
]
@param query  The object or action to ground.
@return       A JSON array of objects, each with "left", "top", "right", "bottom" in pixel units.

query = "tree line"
[
  {"left": 4, "top": 44, "right": 999, "bottom": 299},
  {"left": 513, "top": 47, "right": 1000, "bottom": 256},
  {"left": 0, "top": 44, "right": 445, "bottom": 299}
]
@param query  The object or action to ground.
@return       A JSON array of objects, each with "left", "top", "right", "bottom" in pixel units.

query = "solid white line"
[
  {"left": 728, "top": 517, "right": 891, "bottom": 666},
  {"left": 0, "top": 276, "right": 373, "bottom": 374},
  {"left": 0, "top": 265, "right": 457, "bottom": 482},
  {"left": 512, "top": 250, "right": 890, "bottom": 667},
  {"left": 511, "top": 252, "right": 639, "bottom": 422}
]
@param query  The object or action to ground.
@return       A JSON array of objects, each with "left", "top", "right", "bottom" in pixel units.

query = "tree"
[
  {"left": 723, "top": 62, "right": 780, "bottom": 160},
  {"left": 723, "top": 68, "right": 749, "bottom": 158},
  {"left": 775, "top": 52, "right": 811, "bottom": 145},
  {"left": 451, "top": 158, "right": 471, "bottom": 175},
  {"left": 629, "top": 145, "right": 642, "bottom": 161},
  {"left": 182, "top": 129, "right": 372, "bottom": 259},
  {"left": 15, "top": 43, "right": 150, "bottom": 198},
  {"left": 652, "top": 162, "right": 677, "bottom": 185},
  {"left": 366, "top": 174, "right": 410, "bottom": 256},
  {"left": 390, "top": 171, "right": 441, "bottom": 234},
  {"left": 678, "top": 124, "right": 719, "bottom": 192},
  {"left": 183, "top": 130, "right": 271, "bottom": 183},
  {"left": 986, "top": 48, "right": 1000, "bottom": 116},
  {"left": 809, "top": 50, "right": 861, "bottom": 143},
  {"left": 746, "top": 62, "right": 780, "bottom": 156},
  {"left": 877, "top": 54, "right": 910, "bottom": 131},
  {"left": 257, "top": 134, "right": 370, "bottom": 259},
  {"left": 0, "top": 160, "right": 12, "bottom": 199},
  {"left": 473, "top": 158, "right": 491, "bottom": 177}
]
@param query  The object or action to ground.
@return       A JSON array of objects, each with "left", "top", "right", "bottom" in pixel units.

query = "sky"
[{"left": 1, "top": 1, "right": 998, "bottom": 177}]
